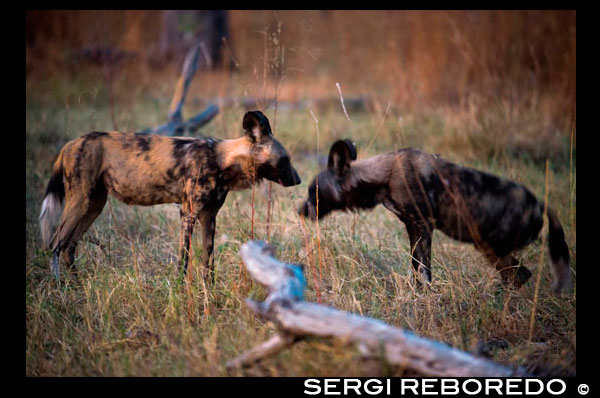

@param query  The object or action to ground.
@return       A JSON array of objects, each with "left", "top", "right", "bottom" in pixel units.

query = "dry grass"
[{"left": 26, "top": 10, "right": 575, "bottom": 376}]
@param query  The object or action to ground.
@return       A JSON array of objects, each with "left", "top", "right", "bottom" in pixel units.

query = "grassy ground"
[{"left": 25, "top": 69, "right": 575, "bottom": 376}]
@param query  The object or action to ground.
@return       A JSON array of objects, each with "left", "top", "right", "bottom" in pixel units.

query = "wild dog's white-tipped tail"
[
  {"left": 40, "top": 151, "right": 65, "bottom": 249},
  {"left": 39, "top": 194, "right": 62, "bottom": 248},
  {"left": 546, "top": 207, "right": 571, "bottom": 293}
]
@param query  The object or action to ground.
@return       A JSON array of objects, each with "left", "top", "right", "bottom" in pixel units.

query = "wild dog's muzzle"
[{"left": 280, "top": 168, "right": 302, "bottom": 187}]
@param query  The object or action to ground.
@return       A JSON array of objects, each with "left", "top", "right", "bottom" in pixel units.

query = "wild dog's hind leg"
[
  {"left": 64, "top": 186, "right": 108, "bottom": 273},
  {"left": 50, "top": 243, "right": 78, "bottom": 279},
  {"left": 65, "top": 244, "right": 77, "bottom": 274},
  {"left": 405, "top": 222, "right": 433, "bottom": 284},
  {"left": 50, "top": 183, "right": 108, "bottom": 278},
  {"left": 479, "top": 245, "right": 532, "bottom": 287},
  {"left": 510, "top": 257, "right": 533, "bottom": 287},
  {"left": 50, "top": 250, "right": 60, "bottom": 279},
  {"left": 49, "top": 198, "right": 84, "bottom": 278}
]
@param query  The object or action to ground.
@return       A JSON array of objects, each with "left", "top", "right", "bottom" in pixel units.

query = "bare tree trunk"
[{"left": 158, "top": 10, "right": 230, "bottom": 68}]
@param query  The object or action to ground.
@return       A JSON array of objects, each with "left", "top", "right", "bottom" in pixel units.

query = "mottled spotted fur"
[
  {"left": 300, "top": 140, "right": 571, "bottom": 293},
  {"left": 40, "top": 111, "right": 301, "bottom": 280}
]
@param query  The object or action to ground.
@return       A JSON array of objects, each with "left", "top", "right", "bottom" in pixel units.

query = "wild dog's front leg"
[
  {"left": 405, "top": 223, "right": 433, "bottom": 283},
  {"left": 179, "top": 207, "right": 197, "bottom": 276},
  {"left": 198, "top": 210, "right": 218, "bottom": 283}
]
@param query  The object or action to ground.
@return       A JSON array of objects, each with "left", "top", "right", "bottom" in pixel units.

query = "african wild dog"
[
  {"left": 39, "top": 110, "right": 301, "bottom": 280},
  {"left": 299, "top": 139, "right": 571, "bottom": 292}
]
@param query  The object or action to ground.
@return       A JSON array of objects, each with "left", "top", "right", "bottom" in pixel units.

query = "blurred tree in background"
[
  {"left": 158, "top": 10, "right": 230, "bottom": 67},
  {"left": 26, "top": 10, "right": 231, "bottom": 70},
  {"left": 25, "top": 10, "right": 575, "bottom": 102}
]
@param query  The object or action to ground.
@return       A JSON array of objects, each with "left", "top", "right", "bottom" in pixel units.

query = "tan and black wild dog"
[
  {"left": 40, "top": 110, "right": 301, "bottom": 280},
  {"left": 299, "top": 139, "right": 571, "bottom": 292}
]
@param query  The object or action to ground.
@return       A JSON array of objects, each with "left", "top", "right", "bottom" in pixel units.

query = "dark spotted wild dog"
[
  {"left": 299, "top": 139, "right": 571, "bottom": 292},
  {"left": 39, "top": 110, "right": 301, "bottom": 280}
]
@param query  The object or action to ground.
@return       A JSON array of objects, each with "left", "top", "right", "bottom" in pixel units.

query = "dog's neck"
[
  {"left": 329, "top": 154, "right": 393, "bottom": 211},
  {"left": 346, "top": 154, "right": 394, "bottom": 187},
  {"left": 215, "top": 137, "right": 258, "bottom": 190},
  {"left": 216, "top": 137, "right": 252, "bottom": 168}
]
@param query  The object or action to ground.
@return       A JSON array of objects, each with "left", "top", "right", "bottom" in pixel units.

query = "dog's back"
[{"left": 389, "top": 149, "right": 569, "bottom": 291}]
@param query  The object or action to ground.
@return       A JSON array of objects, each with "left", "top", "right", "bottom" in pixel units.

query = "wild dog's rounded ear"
[
  {"left": 243, "top": 110, "right": 273, "bottom": 143},
  {"left": 328, "top": 139, "right": 355, "bottom": 177},
  {"left": 343, "top": 139, "right": 357, "bottom": 161}
]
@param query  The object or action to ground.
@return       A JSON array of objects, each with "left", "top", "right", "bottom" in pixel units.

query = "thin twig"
[
  {"left": 336, "top": 82, "right": 351, "bottom": 121},
  {"left": 363, "top": 101, "right": 391, "bottom": 157},
  {"left": 251, "top": 159, "right": 256, "bottom": 240},
  {"left": 310, "top": 109, "right": 323, "bottom": 303},
  {"left": 569, "top": 116, "right": 575, "bottom": 234},
  {"left": 528, "top": 159, "right": 550, "bottom": 343}
]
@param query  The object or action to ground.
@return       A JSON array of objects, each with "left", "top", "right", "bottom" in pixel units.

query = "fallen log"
[{"left": 227, "top": 240, "right": 531, "bottom": 377}]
